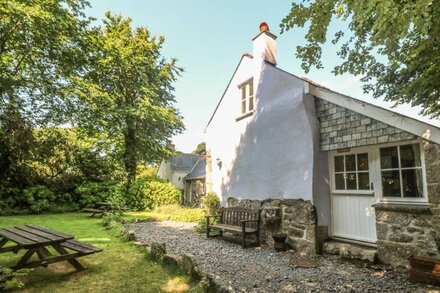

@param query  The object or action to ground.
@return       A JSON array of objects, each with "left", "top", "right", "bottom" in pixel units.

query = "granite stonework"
[
  {"left": 227, "top": 198, "right": 319, "bottom": 255},
  {"left": 374, "top": 141, "right": 440, "bottom": 267},
  {"left": 315, "top": 98, "right": 418, "bottom": 151}
]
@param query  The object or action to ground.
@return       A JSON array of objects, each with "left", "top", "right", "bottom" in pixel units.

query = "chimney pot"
[{"left": 259, "top": 22, "right": 269, "bottom": 32}]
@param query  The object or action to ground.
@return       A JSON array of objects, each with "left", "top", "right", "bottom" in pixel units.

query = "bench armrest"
[{"left": 205, "top": 214, "right": 221, "bottom": 226}]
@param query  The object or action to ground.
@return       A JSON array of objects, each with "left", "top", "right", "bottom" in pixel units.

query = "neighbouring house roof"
[
  {"left": 184, "top": 157, "right": 206, "bottom": 181},
  {"left": 169, "top": 153, "right": 203, "bottom": 172}
]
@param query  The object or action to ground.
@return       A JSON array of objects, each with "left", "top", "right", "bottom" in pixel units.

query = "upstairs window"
[
  {"left": 240, "top": 79, "right": 254, "bottom": 115},
  {"left": 380, "top": 143, "right": 424, "bottom": 198}
]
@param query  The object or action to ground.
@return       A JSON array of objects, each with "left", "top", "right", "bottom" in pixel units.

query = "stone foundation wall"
[
  {"left": 227, "top": 198, "right": 319, "bottom": 255},
  {"left": 375, "top": 141, "right": 440, "bottom": 267}
]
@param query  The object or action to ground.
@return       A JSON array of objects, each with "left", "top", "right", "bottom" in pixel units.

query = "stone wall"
[
  {"left": 183, "top": 179, "right": 206, "bottom": 207},
  {"left": 315, "top": 98, "right": 418, "bottom": 151},
  {"left": 374, "top": 141, "right": 440, "bottom": 267},
  {"left": 227, "top": 198, "right": 319, "bottom": 255}
]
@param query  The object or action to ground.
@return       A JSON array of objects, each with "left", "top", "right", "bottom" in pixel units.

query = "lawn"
[
  {"left": 124, "top": 205, "right": 205, "bottom": 223},
  {"left": 0, "top": 213, "right": 202, "bottom": 292}
]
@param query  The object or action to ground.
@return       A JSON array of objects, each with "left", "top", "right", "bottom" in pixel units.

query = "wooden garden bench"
[{"left": 206, "top": 207, "right": 261, "bottom": 248}]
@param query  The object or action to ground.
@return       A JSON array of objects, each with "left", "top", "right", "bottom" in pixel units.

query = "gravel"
[{"left": 130, "top": 221, "right": 440, "bottom": 293}]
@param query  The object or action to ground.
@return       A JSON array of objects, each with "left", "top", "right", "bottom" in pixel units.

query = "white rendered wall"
[
  {"left": 172, "top": 171, "right": 187, "bottom": 190},
  {"left": 206, "top": 57, "right": 320, "bottom": 206},
  {"left": 157, "top": 161, "right": 172, "bottom": 181}
]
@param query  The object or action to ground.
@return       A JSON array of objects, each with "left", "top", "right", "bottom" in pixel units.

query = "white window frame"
[
  {"left": 329, "top": 146, "right": 374, "bottom": 195},
  {"left": 328, "top": 139, "right": 428, "bottom": 203},
  {"left": 375, "top": 140, "right": 428, "bottom": 203},
  {"left": 238, "top": 78, "right": 254, "bottom": 116}
]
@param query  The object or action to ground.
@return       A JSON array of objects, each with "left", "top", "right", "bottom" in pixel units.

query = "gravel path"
[{"left": 131, "top": 221, "right": 440, "bottom": 293}]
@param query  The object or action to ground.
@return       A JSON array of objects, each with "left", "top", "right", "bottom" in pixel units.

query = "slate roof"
[
  {"left": 169, "top": 153, "right": 203, "bottom": 172},
  {"left": 184, "top": 157, "right": 206, "bottom": 180}
]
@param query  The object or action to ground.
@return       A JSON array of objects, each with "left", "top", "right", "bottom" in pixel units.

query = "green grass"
[
  {"left": 0, "top": 213, "right": 202, "bottom": 292},
  {"left": 124, "top": 205, "right": 205, "bottom": 223}
]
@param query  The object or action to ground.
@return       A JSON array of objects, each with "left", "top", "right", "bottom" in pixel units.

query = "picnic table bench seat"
[
  {"left": 206, "top": 207, "right": 261, "bottom": 248},
  {"left": 61, "top": 239, "right": 102, "bottom": 255},
  {"left": 82, "top": 208, "right": 107, "bottom": 217}
]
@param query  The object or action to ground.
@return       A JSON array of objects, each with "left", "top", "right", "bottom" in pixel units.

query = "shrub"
[
  {"left": 202, "top": 192, "right": 220, "bottom": 214},
  {"left": 127, "top": 177, "right": 181, "bottom": 211},
  {"left": 194, "top": 192, "right": 220, "bottom": 234},
  {"left": 75, "top": 181, "right": 125, "bottom": 208},
  {"left": 21, "top": 186, "right": 56, "bottom": 214}
]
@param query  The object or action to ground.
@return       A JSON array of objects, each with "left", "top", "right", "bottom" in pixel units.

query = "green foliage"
[
  {"left": 202, "top": 192, "right": 220, "bottom": 214},
  {"left": 281, "top": 0, "right": 440, "bottom": 117},
  {"left": 194, "top": 192, "right": 220, "bottom": 234},
  {"left": 192, "top": 142, "right": 206, "bottom": 155},
  {"left": 75, "top": 181, "right": 125, "bottom": 208},
  {"left": 0, "top": 267, "right": 32, "bottom": 290},
  {"left": 75, "top": 12, "right": 184, "bottom": 186},
  {"left": 21, "top": 186, "right": 56, "bottom": 214},
  {"left": 127, "top": 177, "right": 181, "bottom": 211}
]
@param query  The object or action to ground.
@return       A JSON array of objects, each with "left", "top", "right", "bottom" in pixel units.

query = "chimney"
[{"left": 252, "top": 22, "right": 277, "bottom": 66}]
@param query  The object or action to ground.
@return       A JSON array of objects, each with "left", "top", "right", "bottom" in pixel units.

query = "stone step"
[{"left": 322, "top": 240, "right": 377, "bottom": 263}]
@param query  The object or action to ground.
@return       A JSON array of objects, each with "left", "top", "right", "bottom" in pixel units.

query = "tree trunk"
[{"left": 124, "top": 116, "right": 137, "bottom": 188}]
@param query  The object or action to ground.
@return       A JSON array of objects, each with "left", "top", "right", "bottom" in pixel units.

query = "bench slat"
[
  {"left": 2, "top": 228, "right": 53, "bottom": 245},
  {"left": 62, "top": 239, "right": 102, "bottom": 254},
  {"left": 82, "top": 208, "right": 105, "bottom": 213},
  {"left": 15, "top": 226, "right": 65, "bottom": 242},
  {"left": 0, "top": 229, "right": 36, "bottom": 247},
  {"left": 209, "top": 224, "right": 257, "bottom": 233},
  {"left": 25, "top": 225, "right": 73, "bottom": 240}
]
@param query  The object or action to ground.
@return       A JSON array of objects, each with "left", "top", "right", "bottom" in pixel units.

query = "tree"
[
  {"left": 0, "top": 0, "right": 92, "bottom": 194},
  {"left": 281, "top": 0, "right": 440, "bottom": 117},
  {"left": 76, "top": 13, "right": 184, "bottom": 187},
  {"left": 192, "top": 142, "right": 206, "bottom": 155},
  {"left": 0, "top": 0, "right": 92, "bottom": 125}
]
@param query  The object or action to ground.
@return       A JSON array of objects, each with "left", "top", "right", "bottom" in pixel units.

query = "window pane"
[
  {"left": 382, "top": 170, "right": 401, "bottom": 197},
  {"left": 345, "top": 155, "right": 356, "bottom": 171},
  {"left": 380, "top": 147, "right": 399, "bottom": 169},
  {"left": 241, "top": 100, "right": 246, "bottom": 114},
  {"left": 248, "top": 94, "right": 254, "bottom": 111},
  {"left": 334, "top": 156, "right": 344, "bottom": 172},
  {"left": 357, "top": 153, "right": 369, "bottom": 171},
  {"left": 400, "top": 144, "right": 421, "bottom": 168},
  {"left": 249, "top": 80, "right": 253, "bottom": 96},
  {"left": 346, "top": 173, "right": 357, "bottom": 189},
  {"left": 358, "top": 173, "right": 370, "bottom": 190},
  {"left": 335, "top": 173, "right": 345, "bottom": 189},
  {"left": 402, "top": 169, "right": 423, "bottom": 197}
]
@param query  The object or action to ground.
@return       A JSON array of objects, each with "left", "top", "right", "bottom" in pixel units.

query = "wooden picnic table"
[
  {"left": 0, "top": 224, "right": 102, "bottom": 271},
  {"left": 83, "top": 201, "right": 127, "bottom": 217}
]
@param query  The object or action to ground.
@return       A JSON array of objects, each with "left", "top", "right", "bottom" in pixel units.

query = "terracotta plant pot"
[
  {"left": 273, "top": 233, "right": 287, "bottom": 252},
  {"left": 409, "top": 255, "right": 440, "bottom": 285}
]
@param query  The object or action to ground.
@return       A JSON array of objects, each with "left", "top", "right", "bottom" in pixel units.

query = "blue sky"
[{"left": 86, "top": 0, "right": 438, "bottom": 153}]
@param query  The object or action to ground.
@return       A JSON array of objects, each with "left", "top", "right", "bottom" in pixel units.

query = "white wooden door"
[{"left": 330, "top": 150, "right": 377, "bottom": 243}]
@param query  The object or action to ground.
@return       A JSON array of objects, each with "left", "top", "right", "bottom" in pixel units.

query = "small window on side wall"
[
  {"left": 240, "top": 79, "right": 254, "bottom": 115},
  {"left": 380, "top": 143, "right": 424, "bottom": 198}
]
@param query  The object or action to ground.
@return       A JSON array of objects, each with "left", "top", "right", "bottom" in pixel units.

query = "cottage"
[
  {"left": 205, "top": 22, "right": 440, "bottom": 267},
  {"left": 157, "top": 153, "right": 206, "bottom": 205}
]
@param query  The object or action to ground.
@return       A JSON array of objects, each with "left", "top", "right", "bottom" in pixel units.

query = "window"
[
  {"left": 240, "top": 79, "right": 254, "bottom": 114},
  {"left": 380, "top": 143, "right": 423, "bottom": 198},
  {"left": 333, "top": 153, "right": 370, "bottom": 191}
]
